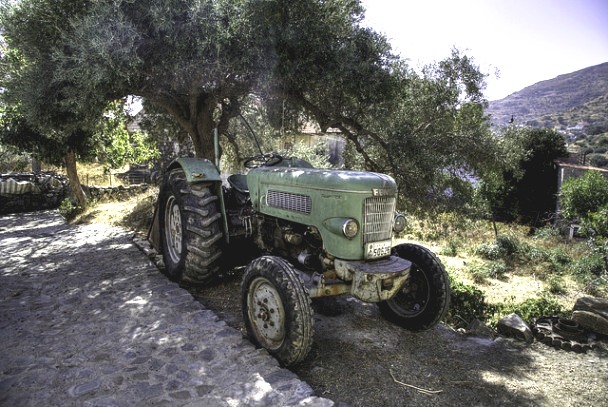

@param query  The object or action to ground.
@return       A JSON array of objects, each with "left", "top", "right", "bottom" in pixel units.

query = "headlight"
[
  {"left": 342, "top": 218, "right": 359, "bottom": 239},
  {"left": 393, "top": 213, "right": 407, "bottom": 233}
]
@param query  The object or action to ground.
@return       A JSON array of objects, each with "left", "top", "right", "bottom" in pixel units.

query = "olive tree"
[{"left": 2, "top": 0, "right": 498, "bottom": 210}]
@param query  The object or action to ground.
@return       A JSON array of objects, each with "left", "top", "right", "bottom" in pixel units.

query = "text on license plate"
[{"left": 365, "top": 240, "right": 392, "bottom": 259}]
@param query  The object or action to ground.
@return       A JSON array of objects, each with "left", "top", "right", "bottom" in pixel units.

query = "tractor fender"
[
  {"left": 167, "top": 157, "right": 222, "bottom": 183},
  {"left": 148, "top": 157, "right": 229, "bottom": 252}
]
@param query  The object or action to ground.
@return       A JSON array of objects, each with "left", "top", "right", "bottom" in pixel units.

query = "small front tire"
[
  {"left": 378, "top": 243, "right": 450, "bottom": 331},
  {"left": 241, "top": 256, "right": 314, "bottom": 366}
]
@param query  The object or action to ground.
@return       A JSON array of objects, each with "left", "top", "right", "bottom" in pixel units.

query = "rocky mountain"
[{"left": 486, "top": 62, "right": 608, "bottom": 132}]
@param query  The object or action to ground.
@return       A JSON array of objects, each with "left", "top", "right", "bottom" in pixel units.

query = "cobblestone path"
[{"left": 0, "top": 210, "right": 333, "bottom": 407}]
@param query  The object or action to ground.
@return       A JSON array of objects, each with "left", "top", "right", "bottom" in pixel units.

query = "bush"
[
  {"left": 0, "top": 144, "right": 31, "bottom": 172},
  {"left": 474, "top": 242, "right": 502, "bottom": 260},
  {"left": 594, "top": 147, "right": 608, "bottom": 154},
  {"left": 447, "top": 275, "right": 492, "bottom": 327},
  {"left": 495, "top": 234, "right": 520, "bottom": 256},
  {"left": 547, "top": 248, "right": 572, "bottom": 272},
  {"left": 470, "top": 261, "right": 508, "bottom": 283},
  {"left": 560, "top": 170, "right": 608, "bottom": 221},
  {"left": 518, "top": 242, "right": 550, "bottom": 263},
  {"left": 494, "top": 295, "right": 566, "bottom": 325},
  {"left": 586, "top": 207, "right": 608, "bottom": 237},
  {"left": 532, "top": 225, "right": 561, "bottom": 240},
  {"left": 58, "top": 198, "right": 81, "bottom": 220},
  {"left": 439, "top": 239, "right": 460, "bottom": 256},
  {"left": 546, "top": 275, "right": 566, "bottom": 295},
  {"left": 570, "top": 253, "right": 606, "bottom": 276},
  {"left": 474, "top": 234, "right": 520, "bottom": 260},
  {"left": 588, "top": 154, "right": 608, "bottom": 168}
]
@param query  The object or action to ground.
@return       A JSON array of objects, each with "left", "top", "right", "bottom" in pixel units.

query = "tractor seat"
[{"left": 227, "top": 174, "right": 249, "bottom": 194}]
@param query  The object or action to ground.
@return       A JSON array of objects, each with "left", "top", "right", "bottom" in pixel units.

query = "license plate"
[{"left": 365, "top": 240, "right": 392, "bottom": 259}]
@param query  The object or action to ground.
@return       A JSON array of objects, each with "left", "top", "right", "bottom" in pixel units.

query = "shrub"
[
  {"left": 474, "top": 234, "right": 520, "bottom": 260},
  {"left": 446, "top": 275, "right": 495, "bottom": 327},
  {"left": 560, "top": 170, "right": 608, "bottom": 221},
  {"left": 58, "top": 198, "right": 81, "bottom": 220},
  {"left": 474, "top": 242, "right": 502, "bottom": 260},
  {"left": 469, "top": 261, "right": 508, "bottom": 283},
  {"left": 495, "top": 234, "right": 520, "bottom": 256},
  {"left": 493, "top": 295, "right": 566, "bottom": 326},
  {"left": 439, "top": 239, "right": 460, "bottom": 257},
  {"left": 518, "top": 242, "right": 550, "bottom": 263},
  {"left": 546, "top": 275, "right": 566, "bottom": 295},
  {"left": 547, "top": 248, "right": 572, "bottom": 272},
  {"left": 532, "top": 225, "right": 561, "bottom": 240},
  {"left": 570, "top": 253, "right": 606, "bottom": 276},
  {"left": 586, "top": 207, "right": 608, "bottom": 237},
  {"left": 589, "top": 154, "right": 608, "bottom": 168}
]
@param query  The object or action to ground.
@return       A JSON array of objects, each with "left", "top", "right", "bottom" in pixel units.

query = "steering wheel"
[{"left": 243, "top": 153, "right": 284, "bottom": 169}]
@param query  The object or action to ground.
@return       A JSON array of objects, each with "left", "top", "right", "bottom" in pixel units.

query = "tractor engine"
[
  {"left": 253, "top": 216, "right": 325, "bottom": 272},
  {"left": 246, "top": 166, "right": 401, "bottom": 263}
]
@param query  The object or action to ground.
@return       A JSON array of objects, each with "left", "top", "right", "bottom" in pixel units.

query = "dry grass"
[
  {"left": 401, "top": 214, "right": 607, "bottom": 313},
  {"left": 71, "top": 186, "right": 158, "bottom": 234}
]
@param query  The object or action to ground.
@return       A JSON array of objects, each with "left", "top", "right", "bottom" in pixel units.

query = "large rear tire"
[
  {"left": 158, "top": 168, "right": 224, "bottom": 285},
  {"left": 241, "top": 256, "right": 314, "bottom": 367},
  {"left": 378, "top": 243, "right": 450, "bottom": 331}
]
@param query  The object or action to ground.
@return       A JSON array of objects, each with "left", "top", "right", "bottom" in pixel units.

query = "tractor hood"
[
  {"left": 247, "top": 167, "right": 398, "bottom": 260},
  {"left": 247, "top": 167, "right": 397, "bottom": 196}
]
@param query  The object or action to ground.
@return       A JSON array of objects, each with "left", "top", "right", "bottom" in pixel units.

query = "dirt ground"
[
  {"left": 188, "top": 266, "right": 608, "bottom": 407},
  {"left": 75, "top": 194, "right": 608, "bottom": 407}
]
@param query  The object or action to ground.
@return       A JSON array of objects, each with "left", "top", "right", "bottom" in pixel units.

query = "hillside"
[{"left": 486, "top": 62, "right": 608, "bottom": 130}]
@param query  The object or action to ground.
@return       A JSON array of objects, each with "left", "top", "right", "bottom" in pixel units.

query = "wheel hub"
[
  {"left": 164, "top": 196, "right": 183, "bottom": 264},
  {"left": 248, "top": 278, "right": 285, "bottom": 350}
]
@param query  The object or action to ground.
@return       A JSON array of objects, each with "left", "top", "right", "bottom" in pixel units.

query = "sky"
[{"left": 360, "top": 0, "right": 608, "bottom": 101}]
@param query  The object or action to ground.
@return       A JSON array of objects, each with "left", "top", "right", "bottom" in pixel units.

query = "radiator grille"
[
  {"left": 267, "top": 190, "right": 312, "bottom": 215},
  {"left": 363, "top": 196, "right": 396, "bottom": 243}
]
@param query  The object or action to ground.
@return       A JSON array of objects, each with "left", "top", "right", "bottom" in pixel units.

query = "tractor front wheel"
[
  {"left": 241, "top": 256, "right": 314, "bottom": 366},
  {"left": 378, "top": 243, "right": 450, "bottom": 331}
]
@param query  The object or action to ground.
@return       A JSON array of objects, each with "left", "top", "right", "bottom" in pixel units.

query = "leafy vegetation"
[
  {"left": 403, "top": 212, "right": 607, "bottom": 329},
  {"left": 560, "top": 170, "right": 608, "bottom": 224},
  {"left": 1, "top": 0, "right": 502, "bottom": 213},
  {"left": 0, "top": 143, "right": 31, "bottom": 172},
  {"left": 479, "top": 127, "right": 568, "bottom": 224},
  {"left": 58, "top": 198, "right": 82, "bottom": 220},
  {"left": 570, "top": 132, "right": 608, "bottom": 169}
]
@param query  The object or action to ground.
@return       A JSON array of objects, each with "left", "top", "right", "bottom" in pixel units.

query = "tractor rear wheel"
[{"left": 158, "top": 168, "right": 224, "bottom": 285}]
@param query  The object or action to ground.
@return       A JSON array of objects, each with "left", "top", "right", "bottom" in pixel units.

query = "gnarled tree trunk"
[{"left": 64, "top": 148, "right": 88, "bottom": 209}]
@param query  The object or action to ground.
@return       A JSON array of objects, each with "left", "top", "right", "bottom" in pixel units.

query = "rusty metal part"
[{"left": 533, "top": 316, "right": 593, "bottom": 353}]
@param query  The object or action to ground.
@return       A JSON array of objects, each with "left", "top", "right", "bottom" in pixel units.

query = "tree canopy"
[{"left": 1, "top": 0, "right": 499, "bottom": 210}]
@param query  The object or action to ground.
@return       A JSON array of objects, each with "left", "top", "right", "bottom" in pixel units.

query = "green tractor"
[{"left": 149, "top": 151, "right": 450, "bottom": 366}]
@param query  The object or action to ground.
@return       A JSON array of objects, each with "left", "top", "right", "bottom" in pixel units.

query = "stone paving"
[{"left": 0, "top": 210, "right": 334, "bottom": 407}]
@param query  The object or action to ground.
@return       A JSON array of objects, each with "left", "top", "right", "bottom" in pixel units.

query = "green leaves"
[
  {"left": 560, "top": 170, "right": 608, "bottom": 237},
  {"left": 94, "top": 101, "right": 159, "bottom": 170},
  {"left": 480, "top": 127, "right": 568, "bottom": 224}
]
